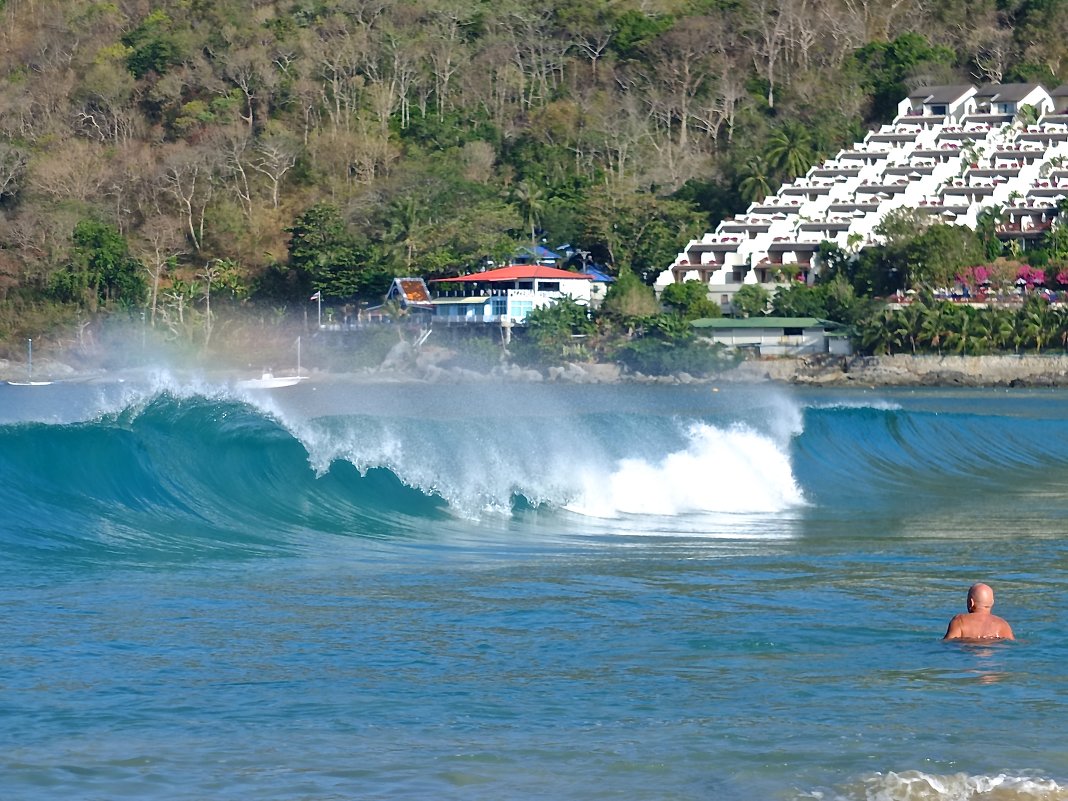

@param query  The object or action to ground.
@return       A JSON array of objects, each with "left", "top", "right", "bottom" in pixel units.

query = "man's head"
[{"left": 967, "top": 582, "right": 995, "bottom": 612}]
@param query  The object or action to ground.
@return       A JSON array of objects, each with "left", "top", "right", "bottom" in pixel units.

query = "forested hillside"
[{"left": 0, "top": 0, "right": 1063, "bottom": 350}]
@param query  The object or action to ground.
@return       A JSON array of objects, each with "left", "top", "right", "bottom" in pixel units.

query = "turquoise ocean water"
[{"left": 2, "top": 376, "right": 1067, "bottom": 800}]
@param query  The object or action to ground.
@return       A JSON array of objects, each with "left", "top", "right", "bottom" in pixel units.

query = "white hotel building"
[{"left": 657, "top": 83, "right": 1068, "bottom": 310}]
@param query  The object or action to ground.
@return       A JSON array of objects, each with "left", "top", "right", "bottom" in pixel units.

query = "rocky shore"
[
  {"left": 284, "top": 352, "right": 1068, "bottom": 387},
  {"left": 408, "top": 352, "right": 1068, "bottom": 387},
  {"left": 720, "top": 353, "right": 1068, "bottom": 388},
  {"left": 6, "top": 351, "right": 1068, "bottom": 388}
]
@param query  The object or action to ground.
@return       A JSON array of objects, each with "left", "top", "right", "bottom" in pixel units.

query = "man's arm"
[
  {"left": 999, "top": 620, "right": 1015, "bottom": 641},
  {"left": 943, "top": 614, "right": 964, "bottom": 640}
]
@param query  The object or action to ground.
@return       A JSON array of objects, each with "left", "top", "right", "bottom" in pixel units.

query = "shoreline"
[
  {"left": 718, "top": 353, "right": 1068, "bottom": 388},
  {"left": 6, "top": 352, "right": 1068, "bottom": 389}
]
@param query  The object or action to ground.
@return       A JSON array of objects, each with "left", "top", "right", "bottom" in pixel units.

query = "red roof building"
[
  {"left": 431, "top": 265, "right": 596, "bottom": 326},
  {"left": 433, "top": 265, "right": 593, "bottom": 284}
]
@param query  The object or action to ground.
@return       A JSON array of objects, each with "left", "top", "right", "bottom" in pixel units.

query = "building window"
[
  {"left": 491, "top": 297, "right": 507, "bottom": 316},
  {"left": 538, "top": 281, "right": 560, "bottom": 292},
  {"left": 512, "top": 300, "right": 533, "bottom": 320},
  {"left": 518, "top": 281, "right": 534, "bottom": 290}
]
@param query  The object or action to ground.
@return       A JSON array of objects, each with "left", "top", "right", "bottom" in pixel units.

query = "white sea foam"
[
  {"left": 802, "top": 771, "right": 1068, "bottom": 801},
  {"left": 261, "top": 383, "right": 811, "bottom": 521},
  {"left": 567, "top": 421, "right": 804, "bottom": 518}
]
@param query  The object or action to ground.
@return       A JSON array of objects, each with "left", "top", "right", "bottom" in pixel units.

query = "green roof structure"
[{"left": 691, "top": 317, "right": 843, "bottom": 329}]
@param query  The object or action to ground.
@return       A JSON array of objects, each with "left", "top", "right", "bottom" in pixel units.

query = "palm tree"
[
  {"left": 513, "top": 180, "right": 545, "bottom": 257},
  {"left": 1017, "top": 103, "right": 1040, "bottom": 127},
  {"left": 1050, "top": 305, "right": 1068, "bottom": 352},
  {"left": 1018, "top": 295, "right": 1052, "bottom": 352},
  {"left": 879, "top": 305, "right": 918, "bottom": 354},
  {"left": 860, "top": 307, "right": 900, "bottom": 354},
  {"left": 898, "top": 301, "right": 925, "bottom": 354},
  {"left": 919, "top": 301, "right": 953, "bottom": 354},
  {"left": 975, "top": 205, "right": 1006, "bottom": 260},
  {"left": 868, "top": 300, "right": 925, "bottom": 355},
  {"left": 1042, "top": 218, "right": 1068, "bottom": 262},
  {"left": 946, "top": 305, "right": 992, "bottom": 354},
  {"left": 738, "top": 157, "right": 774, "bottom": 203},
  {"left": 387, "top": 197, "right": 425, "bottom": 270},
  {"left": 980, "top": 305, "right": 1016, "bottom": 352},
  {"left": 765, "top": 121, "right": 815, "bottom": 180}
]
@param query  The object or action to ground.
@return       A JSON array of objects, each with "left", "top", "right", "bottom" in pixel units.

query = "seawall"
[
  {"left": 719, "top": 353, "right": 1068, "bottom": 387},
  {"left": 7, "top": 351, "right": 1068, "bottom": 388}
]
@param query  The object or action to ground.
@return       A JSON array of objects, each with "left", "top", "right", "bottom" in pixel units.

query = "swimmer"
[{"left": 943, "top": 582, "right": 1015, "bottom": 641}]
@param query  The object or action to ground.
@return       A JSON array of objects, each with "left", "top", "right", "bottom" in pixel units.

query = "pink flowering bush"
[
  {"left": 1016, "top": 265, "right": 1046, "bottom": 287},
  {"left": 956, "top": 265, "right": 993, "bottom": 291}
]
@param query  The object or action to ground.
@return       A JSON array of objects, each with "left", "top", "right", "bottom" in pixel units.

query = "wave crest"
[{"left": 567, "top": 422, "right": 804, "bottom": 518}]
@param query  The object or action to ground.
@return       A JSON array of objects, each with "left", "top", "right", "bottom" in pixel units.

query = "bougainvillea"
[{"left": 1016, "top": 264, "right": 1046, "bottom": 287}]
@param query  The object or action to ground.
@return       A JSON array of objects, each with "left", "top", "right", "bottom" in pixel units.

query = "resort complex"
[{"left": 657, "top": 83, "right": 1068, "bottom": 310}]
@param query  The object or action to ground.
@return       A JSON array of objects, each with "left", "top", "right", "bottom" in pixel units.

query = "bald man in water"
[{"left": 943, "top": 583, "right": 1015, "bottom": 641}]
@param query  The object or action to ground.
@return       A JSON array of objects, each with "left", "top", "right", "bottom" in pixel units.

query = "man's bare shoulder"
[
  {"left": 946, "top": 613, "right": 1015, "bottom": 641},
  {"left": 943, "top": 613, "right": 967, "bottom": 640}
]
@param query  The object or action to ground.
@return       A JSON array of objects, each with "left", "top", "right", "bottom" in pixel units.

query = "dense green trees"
[
  {"left": 854, "top": 33, "right": 956, "bottom": 121},
  {"left": 51, "top": 220, "right": 145, "bottom": 311},
  {"left": 778, "top": 215, "right": 1068, "bottom": 357},
  {"left": 5, "top": 0, "right": 1068, "bottom": 361},
  {"left": 732, "top": 284, "right": 771, "bottom": 318},
  {"left": 282, "top": 204, "right": 376, "bottom": 299},
  {"left": 515, "top": 297, "right": 597, "bottom": 365},
  {"left": 518, "top": 289, "right": 736, "bottom": 377},
  {"left": 661, "top": 280, "right": 723, "bottom": 321},
  {"left": 857, "top": 295, "right": 1068, "bottom": 356}
]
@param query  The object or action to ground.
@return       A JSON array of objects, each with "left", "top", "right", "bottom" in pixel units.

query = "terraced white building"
[{"left": 658, "top": 83, "right": 1068, "bottom": 310}]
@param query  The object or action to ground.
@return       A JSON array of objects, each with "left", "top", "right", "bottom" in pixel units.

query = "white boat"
[
  {"left": 236, "top": 336, "right": 307, "bottom": 390},
  {"left": 237, "top": 371, "right": 304, "bottom": 390},
  {"left": 7, "top": 338, "right": 53, "bottom": 386}
]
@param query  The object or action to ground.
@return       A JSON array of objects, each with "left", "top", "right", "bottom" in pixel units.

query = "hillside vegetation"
[{"left": 0, "top": 0, "right": 1065, "bottom": 360}]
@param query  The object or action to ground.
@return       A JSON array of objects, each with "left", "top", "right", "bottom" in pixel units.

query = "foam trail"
[
  {"left": 568, "top": 422, "right": 804, "bottom": 518},
  {"left": 813, "top": 771, "right": 1068, "bottom": 801}
]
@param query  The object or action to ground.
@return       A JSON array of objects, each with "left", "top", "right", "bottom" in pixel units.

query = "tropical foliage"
[
  {"left": 660, "top": 280, "right": 723, "bottom": 321},
  {"left": 857, "top": 294, "right": 1068, "bottom": 356},
  {"left": 7, "top": 0, "right": 1068, "bottom": 365}
]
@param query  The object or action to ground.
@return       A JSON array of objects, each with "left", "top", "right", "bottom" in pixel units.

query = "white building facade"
[{"left": 658, "top": 83, "right": 1068, "bottom": 310}]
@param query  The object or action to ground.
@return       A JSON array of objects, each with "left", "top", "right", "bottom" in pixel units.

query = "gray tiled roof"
[
  {"left": 975, "top": 83, "right": 1042, "bottom": 102},
  {"left": 911, "top": 85, "right": 974, "bottom": 104}
]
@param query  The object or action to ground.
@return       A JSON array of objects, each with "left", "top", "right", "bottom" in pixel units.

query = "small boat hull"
[{"left": 236, "top": 374, "right": 305, "bottom": 390}]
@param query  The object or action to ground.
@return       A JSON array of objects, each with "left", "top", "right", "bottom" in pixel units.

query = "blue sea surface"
[{"left": 1, "top": 378, "right": 1067, "bottom": 800}]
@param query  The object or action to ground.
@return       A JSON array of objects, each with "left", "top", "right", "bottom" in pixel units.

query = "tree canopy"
[{"left": 3, "top": 0, "right": 1068, "bottom": 351}]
